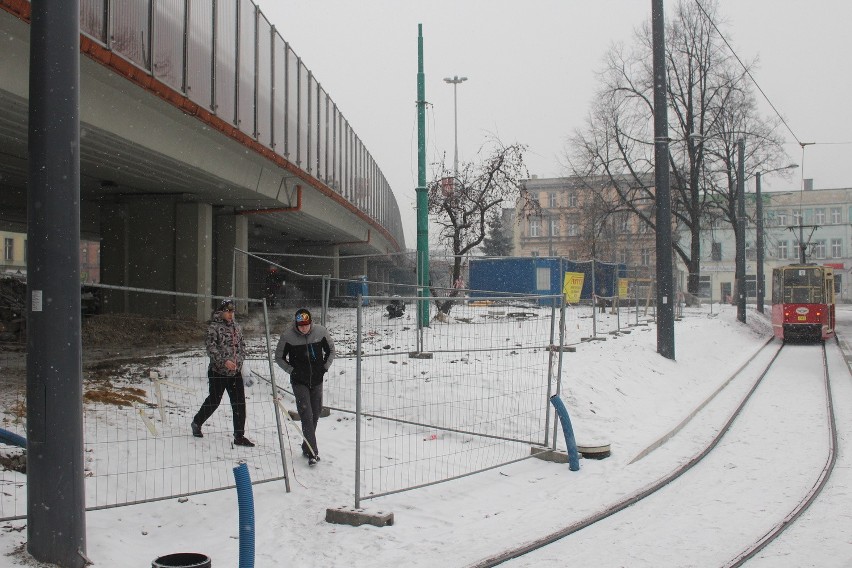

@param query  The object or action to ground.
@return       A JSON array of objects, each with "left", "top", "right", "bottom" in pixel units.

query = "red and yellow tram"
[{"left": 771, "top": 264, "right": 835, "bottom": 342}]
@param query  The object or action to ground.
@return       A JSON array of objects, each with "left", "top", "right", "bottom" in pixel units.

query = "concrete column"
[
  {"left": 175, "top": 202, "right": 213, "bottom": 320},
  {"left": 100, "top": 198, "right": 218, "bottom": 319},
  {"left": 214, "top": 211, "right": 248, "bottom": 309},
  {"left": 101, "top": 197, "right": 173, "bottom": 313}
]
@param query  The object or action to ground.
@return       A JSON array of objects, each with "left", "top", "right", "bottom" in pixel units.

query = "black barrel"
[{"left": 152, "top": 553, "right": 211, "bottom": 568}]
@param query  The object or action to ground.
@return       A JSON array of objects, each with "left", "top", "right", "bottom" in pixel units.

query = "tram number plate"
[{"left": 797, "top": 316, "right": 807, "bottom": 321}]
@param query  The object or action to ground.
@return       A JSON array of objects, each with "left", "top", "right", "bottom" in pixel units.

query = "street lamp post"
[{"left": 443, "top": 75, "right": 468, "bottom": 177}]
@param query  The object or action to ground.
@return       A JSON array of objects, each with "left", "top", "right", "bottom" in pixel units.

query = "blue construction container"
[{"left": 468, "top": 258, "right": 626, "bottom": 302}]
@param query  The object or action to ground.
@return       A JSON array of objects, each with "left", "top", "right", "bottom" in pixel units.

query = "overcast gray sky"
[{"left": 253, "top": 1, "right": 852, "bottom": 248}]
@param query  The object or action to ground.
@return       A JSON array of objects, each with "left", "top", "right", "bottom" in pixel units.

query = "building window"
[
  {"left": 814, "top": 208, "right": 826, "bottom": 224},
  {"left": 536, "top": 267, "right": 551, "bottom": 290},
  {"left": 567, "top": 217, "right": 578, "bottom": 236},
  {"left": 777, "top": 241, "right": 788, "bottom": 259},
  {"left": 567, "top": 192, "right": 577, "bottom": 207},
  {"left": 617, "top": 213, "right": 629, "bottom": 233},
  {"left": 81, "top": 246, "right": 89, "bottom": 265},
  {"left": 529, "top": 218, "right": 540, "bottom": 237},
  {"left": 550, "top": 217, "right": 559, "bottom": 236},
  {"left": 3, "top": 238, "right": 13, "bottom": 261},
  {"left": 530, "top": 250, "right": 539, "bottom": 257},
  {"left": 698, "top": 275, "right": 711, "bottom": 298},
  {"left": 831, "top": 207, "right": 842, "bottom": 224},
  {"left": 792, "top": 210, "right": 803, "bottom": 225},
  {"left": 711, "top": 242, "right": 722, "bottom": 261},
  {"left": 641, "top": 248, "right": 651, "bottom": 266},
  {"left": 618, "top": 250, "right": 628, "bottom": 265},
  {"left": 831, "top": 238, "right": 842, "bottom": 258},
  {"left": 776, "top": 211, "right": 787, "bottom": 226},
  {"left": 813, "top": 239, "right": 826, "bottom": 259},
  {"left": 548, "top": 192, "right": 558, "bottom": 208}
]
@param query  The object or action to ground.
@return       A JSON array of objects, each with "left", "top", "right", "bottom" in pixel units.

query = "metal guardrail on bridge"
[{"left": 63, "top": 0, "right": 404, "bottom": 248}]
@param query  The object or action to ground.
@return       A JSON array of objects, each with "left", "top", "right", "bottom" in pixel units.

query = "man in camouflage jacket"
[{"left": 191, "top": 298, "right": 254, "bottom": 447}]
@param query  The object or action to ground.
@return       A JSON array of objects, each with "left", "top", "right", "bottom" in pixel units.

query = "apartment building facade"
[
  {"left": 686, "top": 184, "right": 852, "bottom": 303},
  {"left": 0, "top": 230, "right": 101, "bottom": 282},
  {"left": 511, "top": 176, "right": 852, "bottom": 303},
  {"left": 512, "top": 176, "right": 658, "bottom": 277}
]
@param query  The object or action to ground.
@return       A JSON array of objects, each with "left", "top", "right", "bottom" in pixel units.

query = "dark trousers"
[
  {"left": 193, "top": 367, "right": 247, "bottom": 437},
  {"left": 293, "top": 382, "right": 323, "bottom": 457}
]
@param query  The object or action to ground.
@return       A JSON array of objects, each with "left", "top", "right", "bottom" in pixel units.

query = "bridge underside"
[{"left": 0, "top": 8, "right": 407, "bottom": 317}]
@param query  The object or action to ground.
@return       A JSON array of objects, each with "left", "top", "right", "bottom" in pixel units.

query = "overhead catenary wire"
[
  {"left": 692, "top": 0, "right": 803, "bottom": 148},
  {"left": 693, "top": 0, "right": 852, "bottom": 219}
]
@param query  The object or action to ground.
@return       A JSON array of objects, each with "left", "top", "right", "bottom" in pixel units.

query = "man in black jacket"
[{"left": 274, "top": 308, "right": 335, "bottom": 465}]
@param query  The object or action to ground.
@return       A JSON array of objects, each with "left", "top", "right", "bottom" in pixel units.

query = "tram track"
[{"left": 467, "top": 338, "right": 841, "bottom": 568}]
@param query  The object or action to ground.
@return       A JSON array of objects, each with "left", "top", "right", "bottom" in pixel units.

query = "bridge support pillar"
[
  {"left": 175, "top": 202, "right": 213, "bottom": 320},
  {"left": 100, "top": 198, "right": 225, "bottom": 320},
  {"left": 214, "top": 210, "right": 248, "bottom": 308}
]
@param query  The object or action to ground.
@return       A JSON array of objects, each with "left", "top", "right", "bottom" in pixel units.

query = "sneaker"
[
  {"left": 234, "top": 436, "right": 255, "bottom": 447},
  {"left": 308, "top": 456, "right": 317, "bottom": 466},
  {"left": 191, "top": 422, "right": 203, "bottom": 438}
]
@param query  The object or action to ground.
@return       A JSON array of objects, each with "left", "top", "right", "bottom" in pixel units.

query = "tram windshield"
[{"left": 782, "top": 267, "right": 824, "bottom": 304}]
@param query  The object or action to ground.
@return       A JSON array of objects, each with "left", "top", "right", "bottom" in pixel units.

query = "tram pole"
[
  {"left": 755, "top": 172, "right": 765, "bottom": 314},
  {"left": 736, "top": 138, "right": 746, "bottom": 323}
]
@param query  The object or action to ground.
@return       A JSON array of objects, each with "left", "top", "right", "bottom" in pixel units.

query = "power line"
[{"left": 692, "top": 0, "right": 804, "bottom": 148}]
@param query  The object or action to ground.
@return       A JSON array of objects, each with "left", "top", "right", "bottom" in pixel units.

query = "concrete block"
[
  {"left": 326, "top": 506, "right": 394, "bottom": 528},
  {"left": 530, "top": 446, "right": 569, "bottom": 464}
]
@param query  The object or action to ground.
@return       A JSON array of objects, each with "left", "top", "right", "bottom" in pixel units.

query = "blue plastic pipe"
[
  {"left": 0, "top": 428, "right": 26, "bottom": 449},
  {"left": 549, "top": 395, "right": 581, "bottom": 471},
  {"left": 233, "top": 462, "right": 255, "bottom": 568}
]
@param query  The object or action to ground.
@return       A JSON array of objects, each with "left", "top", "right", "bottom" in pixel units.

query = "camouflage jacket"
[{"left": 205, "top": 311, "right": 246, "bottom": 377}]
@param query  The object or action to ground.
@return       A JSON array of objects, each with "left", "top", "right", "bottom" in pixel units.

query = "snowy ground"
[{"left": 3, "top": 303, "right": 852, "bottom": 567}]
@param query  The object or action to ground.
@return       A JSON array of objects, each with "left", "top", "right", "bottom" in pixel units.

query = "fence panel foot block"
[
  {"left": 530, "top": 447, "right": 569, "bottom": 464},
  {"left": 326, "top": 506, "right": 394, "bottom": 527}
]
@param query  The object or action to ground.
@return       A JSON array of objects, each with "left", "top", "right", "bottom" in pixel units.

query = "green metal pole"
[{"left": 416, "top": 24, "right": 430, "bottom": 328}]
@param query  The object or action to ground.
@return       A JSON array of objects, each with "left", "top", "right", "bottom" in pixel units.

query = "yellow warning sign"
[{"left": 563, "top": 272, "right": 585, "bottom": 303}]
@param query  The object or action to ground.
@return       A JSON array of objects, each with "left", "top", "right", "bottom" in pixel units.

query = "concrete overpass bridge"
[{"left": 0, "top": 0, "right": 408, "bottom": 317}]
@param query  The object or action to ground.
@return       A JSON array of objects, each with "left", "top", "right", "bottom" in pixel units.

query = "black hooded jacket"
[{"left": 274, "top": 322, "right": 335, "bottom": 387}]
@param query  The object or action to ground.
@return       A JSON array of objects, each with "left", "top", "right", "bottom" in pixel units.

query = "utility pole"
[
  {"left": 755, "top": 172, "right": 765, "bottom": 313},
  {"left": 416, "top": 25, "right": 430, "bottom": 329},
  {"left": 736, "top": 139, "right": 746, "bottom": 323},
  {"left": 652, "top": 0, "right": 674, "bottom": 359},
  {"left": 27, "top": 0, "right": 87, "bottom": 566}
]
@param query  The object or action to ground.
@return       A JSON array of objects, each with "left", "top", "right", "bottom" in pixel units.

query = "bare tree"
[
  {"left": 567, "top": 0, "right": 788, "bottom": 295},
  {"left": 428, "top": 139, "right": 536, "bottom": 315}
]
